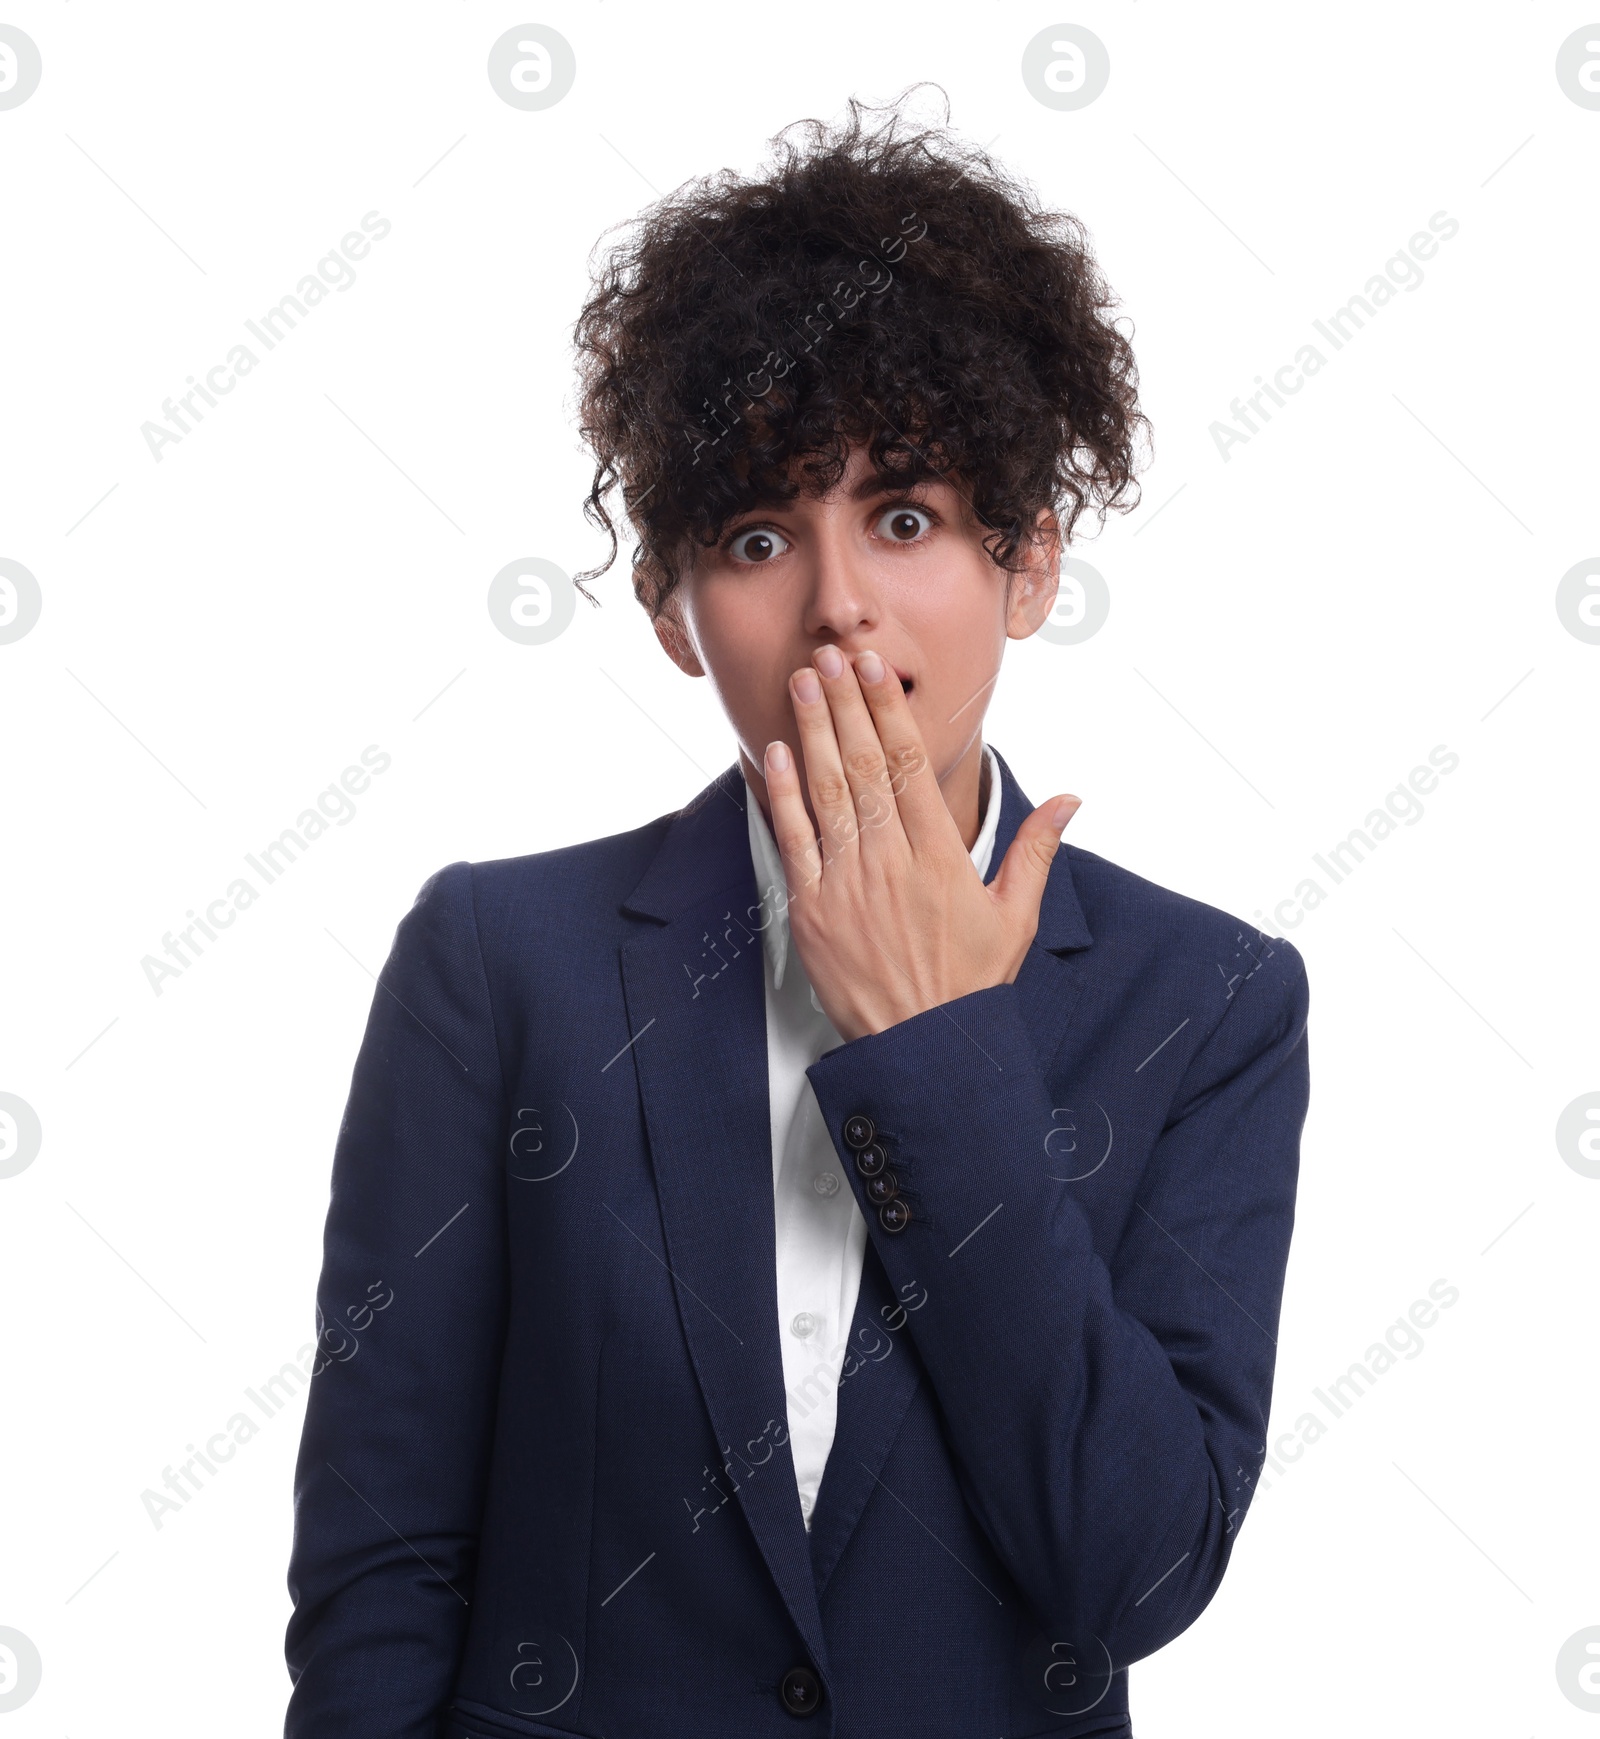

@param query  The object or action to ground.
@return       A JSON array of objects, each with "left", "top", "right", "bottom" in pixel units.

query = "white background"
[{"left": 2, "top": 3, "right": 1597, "bottom": 1733}]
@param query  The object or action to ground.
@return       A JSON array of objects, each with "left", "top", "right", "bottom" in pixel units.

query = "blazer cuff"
[{"left": 805, "top": 980, "right": 1063, "bottom": 1259}]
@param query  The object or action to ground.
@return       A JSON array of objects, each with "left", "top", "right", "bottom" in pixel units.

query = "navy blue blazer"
[{"left": 285, "top": 748, "right": 1310, "bottom": 1739}]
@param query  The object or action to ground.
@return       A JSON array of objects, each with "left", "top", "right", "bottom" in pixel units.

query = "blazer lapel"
[
  {"left": 986, "top": 748, "right": 1096, "bottom": 1076},
  {"left": 805, "top": 749, "right": 1097, "bottom": 1587},
  {"left": 618, "top": 766, "right": 829, "bottom": 1671}
]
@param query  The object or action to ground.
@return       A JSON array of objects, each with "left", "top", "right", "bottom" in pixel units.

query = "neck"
[{"left": 739, "top": 735, "right": 988, "bottom": 852}]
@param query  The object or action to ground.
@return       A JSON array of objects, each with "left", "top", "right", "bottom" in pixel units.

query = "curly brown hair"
[{"left": 573, "top": 91, "right": 1148, "bottom": 615}]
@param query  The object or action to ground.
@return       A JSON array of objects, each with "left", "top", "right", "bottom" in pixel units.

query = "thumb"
[{"left": 991, "top": 795, "right": 1081, "bottom": 921}]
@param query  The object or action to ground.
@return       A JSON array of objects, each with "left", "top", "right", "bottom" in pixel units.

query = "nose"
[{"left": 802, "top": 517, "right": 880, "bottom": 644}]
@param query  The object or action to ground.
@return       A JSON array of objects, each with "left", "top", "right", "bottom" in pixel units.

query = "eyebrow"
[
  {"left": 724, "top": 471, "right": 938, "bottom": 522},
  {"left": 848, "top": 471, "right": 937, "bottom": 502}
]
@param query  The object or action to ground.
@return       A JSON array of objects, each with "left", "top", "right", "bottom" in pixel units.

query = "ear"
[
  {"left": 1004, "top": 510, "right": 1062, "bottom": 642},
  {"left": 653, "top": 602, "right": 706, "bottom": 677}
]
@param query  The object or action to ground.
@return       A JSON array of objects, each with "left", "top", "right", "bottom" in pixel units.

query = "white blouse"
[{"left": 742, "top": 744, "right": 1003, "bottom": 1528}]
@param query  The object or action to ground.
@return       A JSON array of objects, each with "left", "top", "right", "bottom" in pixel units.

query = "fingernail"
[
  {"left": 1051, "top": 796, "right": 1081, "bottom": 830},
  {"left": 793, "top": 668, "right": 822, "bottom": 703},
  {"left": 856, "top": 649, "right": 885, "bottom": 684},
  {"left": 767, "top": 741, "right": 790, "bottom": 772},
  {"left": 815, "top": 645, "right": 844, "bottom": 679}
]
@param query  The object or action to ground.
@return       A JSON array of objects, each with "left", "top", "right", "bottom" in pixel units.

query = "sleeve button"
[
  {"left": 842, "top": 1114, "right": 875, "bottom": 1150},
  {"left": 878, "top": 1199, "right": 912, "bottom": 1234},
  {"left": 854, "top": 1142, "right": 887, "bottom": 1178}
]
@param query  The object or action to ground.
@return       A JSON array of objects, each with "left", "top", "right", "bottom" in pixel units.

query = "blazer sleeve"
[
  {"left": 284, "top": 862, "right": 509, "bottom": 1737},
  {"left": 805, "top": 941, "right": 1310, "bottom": 1671}
]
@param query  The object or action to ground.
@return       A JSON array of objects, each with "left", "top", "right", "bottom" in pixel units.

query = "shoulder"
[
  {"left": 1061, "top": 841, "right": 1308, "bottom": 1010},
  {"left": 468, "top": 812, "right": 673, "bottom": 918},
  {"left": 1059, "top": 846, "right": 1310, "bottom": 1116},
  {"left": 398, "top": 808, "right": 678, "bottom": 956}
]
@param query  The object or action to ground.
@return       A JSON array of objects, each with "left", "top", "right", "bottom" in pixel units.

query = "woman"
[{"left": 284, "top": 98, "right": 1310, "bottom": 1739}]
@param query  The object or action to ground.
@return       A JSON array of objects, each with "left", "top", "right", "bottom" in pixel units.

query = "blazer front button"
[
  {"left": 879, "top": 1198, "right": 912, "bottom": 1233},
  {"left": 779, "top": 1664, "right": 822, "bottom": 1716},
  {"left": 842, "top": 1114, "right": 875, "bottom": 1150}
]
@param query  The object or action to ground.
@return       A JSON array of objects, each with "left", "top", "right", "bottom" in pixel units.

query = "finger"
[
  {"left": 991, "top": 796, "right": 1081, "bottom": 926},
  {"left": 852, "top": 648, "right": 962, "bottom": 855},
  {"left": 763, "top": 739, "right": 823, "bottom": 899},
  {"left": 789, "top": 664, "right": 859, "bottom": 864},
  {"left": 811, "top": 644, "right": 903, "bottom": 857}
]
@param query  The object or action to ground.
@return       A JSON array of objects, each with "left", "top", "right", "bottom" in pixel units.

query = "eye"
[
  {"left": 728, "top": 526, "right": 790, "bottom": 564},
  {"left": 876, "top": 505, "right": 934, "bottom": 544}
]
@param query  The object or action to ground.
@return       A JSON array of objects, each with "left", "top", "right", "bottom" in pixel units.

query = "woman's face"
[{"left": 655, "top": 443, "right": 1060, "bottom": 836}]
